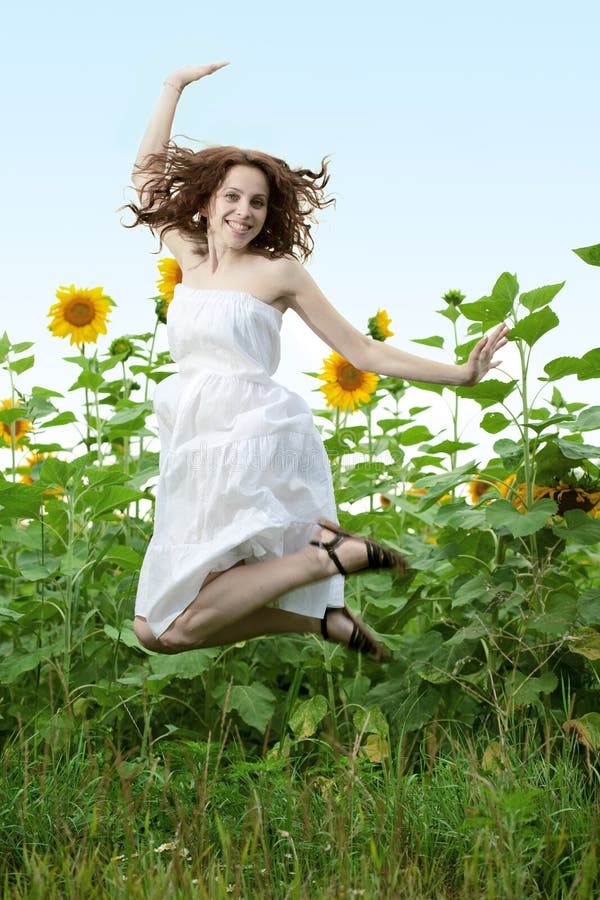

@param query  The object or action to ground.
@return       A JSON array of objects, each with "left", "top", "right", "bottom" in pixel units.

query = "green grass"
[{"left": 0, "top": 718, "right": 597, "bottom": 899}]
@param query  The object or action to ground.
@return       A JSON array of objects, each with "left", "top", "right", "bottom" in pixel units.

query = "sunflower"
[
  {"left": 318, "top": 351, "right": 379, "bottom": 412},
  {"left": 0, "top": 399, "right": 32, "bottom": 446},
  {"left": 367, "top": 308, "right": 394, "bottom": 342},
  {"left": 48, "top": 285, "right": 112, "bottom": 345},
  {"left": 156, "top": 257, "right": 183, "bottom": 302}
]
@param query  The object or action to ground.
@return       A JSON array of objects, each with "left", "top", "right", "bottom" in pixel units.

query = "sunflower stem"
[
  {"left": 81, "top": 344, "right": 92, "bottom": 453},
  {"left": 139, "top": 318, "right": 160, "bottom": 467}
]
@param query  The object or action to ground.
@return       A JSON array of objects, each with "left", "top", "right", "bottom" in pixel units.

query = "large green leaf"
[
  {"left": 555, "top": 438, "right": 600, "bottom": 461},
  {"left": 544, "top": 348, "right": 600, "bottom": 381},
  {"left": 554, "top": 509, "right": 600, "bottom": 545},
  {"left": 455, "top": 379, "right": 517, "bottom": 409},
  {"left": 578, "top": 589, "right": 600, "bottom": 626},
  {"left": 573, "top": 242, "right": 600, "bottom": 266},
  {"left": 411, "top": 461, "right": 478, "bottom": 508},
  {"left": 510, "top": 671, "right": 558, "bottom": 706},
  {"left": 149, "top": 647, "right": 219, "bottom": 678},
  {"left": 0, "top": 644, "right": 60, "bottom": 684},
  {"left": 228, "top": 683, "right": 277, "bottom": 732},
  {"left": 485, "top": 499, "right": 557, "bottom": 537},
  {"left": 519, "top": 282, "right": 565, "bottom": 312},
  {"left": 565, "top": 406, "right": 600, "bottom": 433},
  {"left": 510, "top": 307, "right": 559, "bottom": 348}
]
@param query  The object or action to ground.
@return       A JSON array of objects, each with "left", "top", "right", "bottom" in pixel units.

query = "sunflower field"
[{"left": 1, "top": 247, "right": 599, "bottom": 897}]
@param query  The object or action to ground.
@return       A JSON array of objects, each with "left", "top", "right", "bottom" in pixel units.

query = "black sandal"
[
  {"left": 310, "top": 517, "right": 408, "bottom": 576},
  {"left": 321, "top": 606, "right": 386, "bottom": 661}
]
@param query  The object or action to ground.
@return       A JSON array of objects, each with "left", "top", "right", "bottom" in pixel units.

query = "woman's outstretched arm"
[{"left": 282, "top": 259, "right": 509, "bottom": 388}]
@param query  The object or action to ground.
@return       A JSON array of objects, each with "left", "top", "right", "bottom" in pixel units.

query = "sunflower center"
[
  {"left": 65, "top": 299, "right": 95, "bottom": 326},
  {"left": 338, "top": 364, "right": 362, "bottom": 391}
]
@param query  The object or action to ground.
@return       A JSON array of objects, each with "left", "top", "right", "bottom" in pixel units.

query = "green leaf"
[
  {"left": 228, "top": 683, "right": 277, "bottom": 732},
  {"left": 481, "top": 412, "right": 512, "bottom": 434},
  {"left": 353, "top": 705, "right": 389, "bottom": 737},
  {"left": 11, "top": 341, "right": 35, "bottom": 354},
  {"left": 460, "top": 297, "right": 511, "bottom": 326},
  {"left": 420, "top": 440, "right": 476, "bottom": 455},
  {"left": 9, "top": 354, "right": 35, "bottom": 375},
  {"left": 578, "top": 589, "right": 600, "bottom": 626},
  {"left": 568, "top": 628, "right": 600, "bottom": 661},
  {"left": 573, "top": 242, "right": 600, "bottom": 266},
  {"left": 435, "top": 503, "right": 487, "bottom": 531},
  {"left": 397, "top": 425, "right": 434, "bottom": 446},
  {"left": 39, "top": 411, "right": 77, "bottom": 428},
  {"left": 510, "top": 307, "right": 559, "bottom": 347},
  {"left": 492, "top": 272, "right": 520, "bottom": 305},
  {"left": 86, "top": 486, "right": 145, "bottom": 516},
  {"left": 494, "top": 437, "right": 524, "bottom": 468},
  {"left": 485, "top": 499, "right": 557, "bottom": 537},
  {"left": 411, "top": 461, "right": 478, "bottom": 508},
  {"left": 289, "top": 695, "right": 328, "bottom": 739},
  {"left": 108, "top": 402, "right": 153, "bottom": 426},
  {"left": 519, "top": 282, "right": 565, "bottom": 312},
  {"left": 566, "top": 406, "right": 600, "bottom": 433},
  {"left": 511, "top": 671, "right": 558, "bottom": 706},
  {"left": 68, "top": 370, "right": 104, "bottom": 392},
  {"left": 411, "top": 335, "right": 445, "bottom": 349},
  {"left": 544, "top": 348, "right": 600, "bottom": 381},
  {"left": 0, "top": 645, "right": 60, "bottom": 683},
  {"left": 455, "top": 379, "right": 517, "bottom": 409},
  {"left": 149, "top": 647, "right": 219, "bottom": 677},
  {"left": 555, "top": 438, "right": 600, "bottom": 461},
  {"left": 31, "top": 386, "right": 64, "bottom": 398},
  {"left": 555, "top": 509, "right": 600, "bottom": 545},
  {"left": 102, "top": 545, "right": 143, "bottom": 571},
  {"left": 104, "top": 623, "right": 142, "bottom": 650}
]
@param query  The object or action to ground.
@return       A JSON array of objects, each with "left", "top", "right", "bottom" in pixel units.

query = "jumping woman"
[{"left": 127, "top": 63, "right": 509, "bottom": 661}]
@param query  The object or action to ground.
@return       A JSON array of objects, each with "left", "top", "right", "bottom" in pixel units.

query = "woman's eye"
[
  {"left": 225, "top": 193, "right": 238, "bottom": 201},
  {"left": 252, "top": 199, "right": 265, "bottom": 208}
]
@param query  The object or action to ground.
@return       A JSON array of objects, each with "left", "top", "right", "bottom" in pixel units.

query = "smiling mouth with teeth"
[{"left": 226, "top": 220, "right": 251, "bottom": 234}]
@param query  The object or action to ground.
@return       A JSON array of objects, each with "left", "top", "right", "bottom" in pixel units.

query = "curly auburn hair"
[{"left": 123, "top": 142, "right": 335, "bottom": 262}]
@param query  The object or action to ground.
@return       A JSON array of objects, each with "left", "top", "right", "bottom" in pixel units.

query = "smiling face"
[{"left": 206, "top": 164, "right": 269, "bottom": 250}]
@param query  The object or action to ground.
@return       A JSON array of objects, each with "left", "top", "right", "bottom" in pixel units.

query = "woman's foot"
[
  {"left": 321, "top": 606, "right": 385, "bottom": 661},
  {"left": 309, "top": 520, "right": 407, "bottom": 578}
]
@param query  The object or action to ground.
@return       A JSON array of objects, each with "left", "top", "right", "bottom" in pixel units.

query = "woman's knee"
[{"left": 134, "top": 616, "right": 172, "bottom": 653}]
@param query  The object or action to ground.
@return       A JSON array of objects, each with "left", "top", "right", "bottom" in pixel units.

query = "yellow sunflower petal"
[{"left": 156, "top": 258, "right": 183, "bottom": 301}]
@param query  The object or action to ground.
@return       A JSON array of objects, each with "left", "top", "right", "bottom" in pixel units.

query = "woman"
[{"left": 127, "top": 63, "right": 508, "bottom": 660}]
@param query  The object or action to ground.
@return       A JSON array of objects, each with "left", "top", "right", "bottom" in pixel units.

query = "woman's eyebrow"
[{"left": 223, "top": 185, "right": 268, "bottom": 198}]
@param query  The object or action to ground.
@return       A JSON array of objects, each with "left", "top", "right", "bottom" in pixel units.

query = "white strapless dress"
[{"left": 135, "top": 284, "right": 343, "bottom": 637}]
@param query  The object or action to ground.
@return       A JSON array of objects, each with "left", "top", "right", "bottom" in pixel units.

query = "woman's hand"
[
  {"left": 164, "top": 62, "right": 230, "bottom": 93},
  {"left": 461, "top": 323, "right": 510, "bottom": 386}
]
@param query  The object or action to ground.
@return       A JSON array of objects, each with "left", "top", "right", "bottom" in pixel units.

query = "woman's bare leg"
[
  {"left": 134, "top": 606, "right": 322, "bottom": 654},
  {"left": 154, "top": 524, "right": 369, "bottom": 651}
]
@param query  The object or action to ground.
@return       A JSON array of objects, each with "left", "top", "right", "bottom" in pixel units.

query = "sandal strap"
[{"left": 309, "top": 533, "right": 348, "bottom": 576}]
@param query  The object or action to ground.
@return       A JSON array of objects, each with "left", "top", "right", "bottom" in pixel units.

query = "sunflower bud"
[
  {"left": 109, "top": 336, "right": 134, "bottom": 359},
  {"left": 155, "top": 298, "right": 170, "bottom": 324},
  {"left": 442, "top": 289, "right": 465, "bottom": 307},
  {"left": 367, "top": 309, "right": 394, "bottom": 342}
]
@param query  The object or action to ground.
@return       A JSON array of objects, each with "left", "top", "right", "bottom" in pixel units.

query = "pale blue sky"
[{"left": 2, "top": 0, "right": 599, "bottom": 445}]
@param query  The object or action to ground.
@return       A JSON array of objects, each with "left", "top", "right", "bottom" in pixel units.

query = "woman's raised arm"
[{"left": 131, "top": 62, "right": 229, "bottom": 196}]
